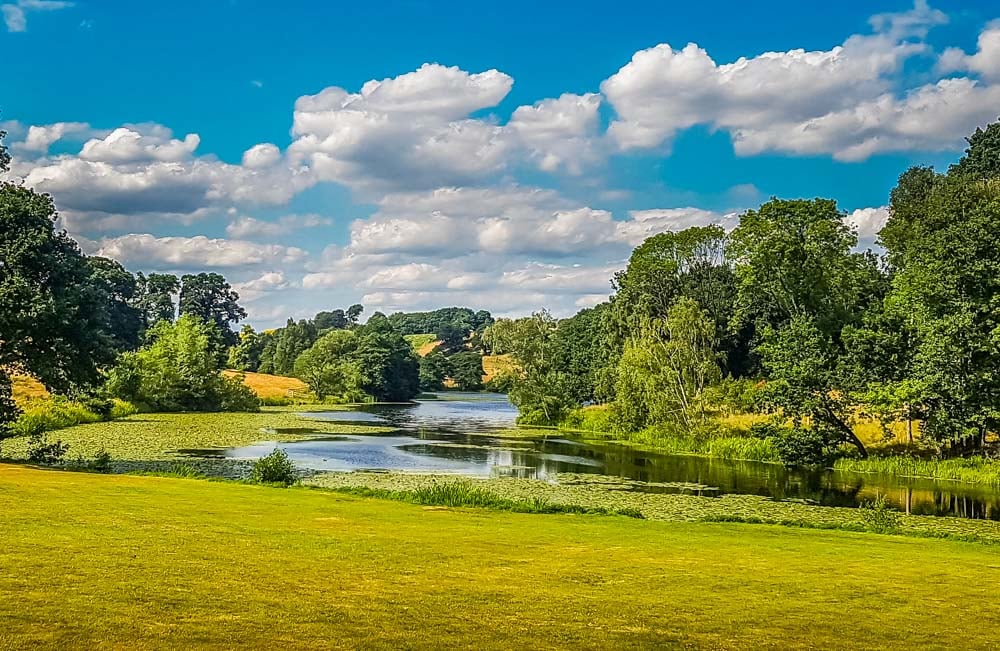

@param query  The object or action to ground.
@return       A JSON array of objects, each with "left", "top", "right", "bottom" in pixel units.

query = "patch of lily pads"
[{"left": 304, "top": 470, "right": 1000, "bottom": 544}]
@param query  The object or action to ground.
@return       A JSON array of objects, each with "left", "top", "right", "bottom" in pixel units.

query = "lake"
[{"left": 195, "top": 392, "right": 1000, "bottom": 520}]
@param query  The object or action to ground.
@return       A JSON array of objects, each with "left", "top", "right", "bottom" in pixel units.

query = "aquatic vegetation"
[
  {"left": 836, "top": 456, "right": 1000, "bottom": 487},
  {"left": 331, "top": 479, "right": 643, "bottom": 518},
  {"left": 304, "top": 471, "right": 1000, "bottom": 544},
  {"left": 0, "top": 408, "right": 394, "bottom": 462}
]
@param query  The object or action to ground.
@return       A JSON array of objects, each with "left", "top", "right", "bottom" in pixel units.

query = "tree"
[
  {"left": 0, "top": 125, "right": 9, "bottom": 173},
  {"left": 227, "top": 325, "right": 266, "bottom": 371},
  {"left": 105, "top": 315, "right": 259, "bottom": 412},
  {"left": 876, "top": 163, "right": 1000, "bottom": 452},
  {"left": 346, "top": 304, "right": 364, "bottom": 325},
  {"left": 550, "top": 305, "right": 612, "bottom": 404},
  {"left": 86, "top": 257, "right": 143, "bottom": 354},
  {"left": 949, "top": 119, "right": 1000, "bottom": 180},
  {"left": 314, "top": 309, "right": 348, "bottom": 331},
  {"left": 419, "top": 352, "right": 451, "bottom": 392},
  {"left": 728, "top": 198, "right": 884, "bottom": 336},
  {"left": 449, "top": 351, "right": 484, "bottom": 391},
  {"left": 0, "top": 184, "right": 122, "bottom": 402},
  {"left": 178, "top": 273, "right": 246, "bottom": 349},
  {"left": 293, "top": 330, "right": 364, "bottom": 401},
  {"left": 136, "top": 272, "right": 179, "bottom": 326},
  {"left": 269, "top": 319, "right": 319, "bottom": 376},
  {"left": 612, "top": 298, "right": 721, "bottom": 432},
  {"left": 353, "top": 314, "right": 420, "bottom": 401}
]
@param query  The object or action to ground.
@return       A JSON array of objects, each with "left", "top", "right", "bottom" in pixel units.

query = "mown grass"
[
  {"left": 0, "top": 407, "right": 393, "bottom": 462},
  {"left": 3, "top": 465, "right": 1000, "bottom": 650}
]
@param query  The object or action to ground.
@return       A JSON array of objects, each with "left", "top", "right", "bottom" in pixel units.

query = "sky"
[{"left": 2, "top": 0, "right": 999, "bottom": 328}]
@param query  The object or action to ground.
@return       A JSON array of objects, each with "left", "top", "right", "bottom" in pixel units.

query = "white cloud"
[
  {"left": 845, "top": 206, "right": 889, "bottom": 246},
  {"left": 507, "top": 93, "right": 603, "bottom": 173},
  {"left": 21, "top": 121, "right": 90, "bottom": 152},
  {"left": 619, "top": 208, "right": 736, "bottom": 245},
  {"left": 233, "top": 271, "right": 292, "bottom": 302},
  {"left": 599, "top": 2, "right": 977, "bottom": 160},
  {"left": 79, "top": 126, "right": 200, "bottom": 163},
  {"left": 226, "top": 213, "right": 331, "bottom": 239},
  {"left": 3, "top": 0, "right": 72, "bottom": 32},
  {"left": 94, "top": 234, "right": 308, "bottom": 270},
  {"left": 939, "top": 22, "right": 1000, "bottom": 83},
  {"left": 242, "top": 142, "right": 280, "bottom": 168}
]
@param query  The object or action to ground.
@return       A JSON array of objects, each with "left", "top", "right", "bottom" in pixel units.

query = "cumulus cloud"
[
  {"left": 21, "top": 121, "right": 91, "bottom": 152},
  {"left": 79, "top": 126, "right": 200, "bottom": 163},
  {"left": 600, "top": 1, "right": 986, "bottom": 160},
  {"left": 226, "top": 213, "right": 331, "bottom": 239},
  {"left": 939, "top": 21, "right": 1000, "bottom": 83},
  {"left": 507, "top": 93, "right": 603, "bottom": 173},
  {"left": 94, "top": 234, "right": 308, "bottom": 270},
  {"left": 288, "top": 63, "right": 514, "bottom": 194}
]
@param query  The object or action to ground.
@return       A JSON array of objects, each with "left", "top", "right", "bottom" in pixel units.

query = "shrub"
[
  {"left": 218, "top": 374, "right": 262, "bottom": 412},
  {"left": 772, "top": 426, "right": 840, "bottom": 467},
  {"left": 250, "top": 448, "right": 297, "bottom": 486},
  {"left": 26, "top": 434, "right": 70, "bottom": 465},
  {"left": 91, "top": 448, "right": 113, "bottom": 473},
  {"left": 109, "top": 400, "right": 139, "bottom": 419},
  {"left": 166, "top": 462, "right": 204, "bottom": 478},
  {"left": 859, "top": 495, "right": 902, "bottom": 534},
  {"left": 12, "top": 398, "right": 102, "bottom": 438}
]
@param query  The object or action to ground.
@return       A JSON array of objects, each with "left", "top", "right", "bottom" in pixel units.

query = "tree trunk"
[{"left": 822, "top": 405, "right": 868, "bottom": 459}]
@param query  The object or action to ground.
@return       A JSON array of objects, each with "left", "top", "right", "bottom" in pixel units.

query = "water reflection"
[{"left": 199, "top": 393, "right": 1000, "bottom": 520}]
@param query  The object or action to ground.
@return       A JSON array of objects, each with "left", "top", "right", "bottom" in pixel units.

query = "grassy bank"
[
  {"left": 0, "top": 407, "right": 392, "bottom": 462},
  {"left": 306, "top": 471, "right": 1000, "bottom": 544},
  {"left": 4, "top": 465, "right": 1000, "bottom": 649}
]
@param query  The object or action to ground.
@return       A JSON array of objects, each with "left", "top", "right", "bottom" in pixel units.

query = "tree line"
[{"left": 487, "top": 120, "right": 1000, "bottom": 465}]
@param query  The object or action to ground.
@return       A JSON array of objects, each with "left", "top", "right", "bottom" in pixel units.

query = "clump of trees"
[
  {"left": 105, "top": 316, "right": 259, "bottom": 412},
  {"left": 492, "top": 119, "right": 1000, "bottom": 465}
]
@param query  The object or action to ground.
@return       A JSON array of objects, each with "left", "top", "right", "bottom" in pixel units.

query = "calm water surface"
[{"left": 197, "top": 393, "right": 1000, "bottom": 520}]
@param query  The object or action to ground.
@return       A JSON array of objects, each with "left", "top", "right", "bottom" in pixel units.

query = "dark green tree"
[
  {"left": 178, "top": 273, "right": 246, "bottom": 348},
  {"left": 227, "top": 324, "right": 266, "bottom": 371},
  {"left": 418, "top": 351, "right": 451, "bottom": 392},
  {"left": 346, "top": 304, "right": 364, "bottom": 325},
  {"left": 449, "top": 351, "right": 484, "bottom": 391},
  {"left": 85, "top": 257, "right": 144, "bottom": 353},
  {"left": 135, "top": 272, "right": 179, "bottom": 326},
  {"left": 314, "top": 309, "right": 348, "bottom": 331},
  {"left": 353, "top": 313, "right": 420, "bottom": 401},
  {"left": 949, "top": 119, "right": 1000, "bottom": 180}
]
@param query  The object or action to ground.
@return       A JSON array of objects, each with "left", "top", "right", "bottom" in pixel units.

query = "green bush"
[
  {"left": 772, "top": 426, "right": 839, "bottom": 467},
  {"left": 12, "top": 398, "right": 103, "bottom": 438},
  {"left": 105, "top": 316, "right": 261, "bottom": 413},
  {"left": 90, "top": 448, "right": 113, "bottom": 473},
  {"left": 859, "top": 495, "right": 902, "bottom": 534},
  {"left": 26, "top": 434, "right": 70, "bottom": 465},
  {"left": 109, "top": 400, "right": 139, "bottom": 420},
  {"left": 250, "top": 448, "right": 297, "bottom": 486}
]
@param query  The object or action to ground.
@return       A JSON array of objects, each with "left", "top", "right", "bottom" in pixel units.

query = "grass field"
[
  {"left": 10, "top": 373, "right": 48, "bottom": 405},
  {"left": 222, "top": 370, "right": 311, "bottom": 401},
  {"left": 2, "top": 465, "right": 999, "bottom": 650}
]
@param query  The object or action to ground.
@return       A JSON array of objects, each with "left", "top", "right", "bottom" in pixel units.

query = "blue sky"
[{"left": 3, "top": 0, "right": 999, "bottom": 326}]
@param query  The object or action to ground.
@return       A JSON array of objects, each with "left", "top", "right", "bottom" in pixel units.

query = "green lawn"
[{"left": 2, "top": 465, "right": 999, "bottom": 649}]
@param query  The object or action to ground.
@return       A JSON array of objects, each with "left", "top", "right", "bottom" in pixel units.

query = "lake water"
[{"left": 195, "top": 393, "right": 1000, "bottom": 520}]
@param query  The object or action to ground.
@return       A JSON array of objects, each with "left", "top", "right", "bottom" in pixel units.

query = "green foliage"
[
  {"left": 388, "top": 308, "right": 492, "bottom": 339},
  {"left": 0, "top": 182, "right": 126, "bottom": 400},
  {"left": 612, "top": 298, "right": 721, "bottom": 432},
  {"left": 448, "top": 351, "right": 484, "bottom": 391},
  {"left": 105, "top": 315, "right": 261, "bottom": 413},
  {"left": 26, "top": 434, "right": 70, "bottom": 465},
  {"left": 135, "top": 272, "right": 179, "bottom": 327},
  {"left": 771, "top": 426, "right": 841, "bottom": 467},
  {"left": 90, "top": 448, "right": 113, "bottom": 473},
  {"left": 418, "top": 351, "right": 451, "bottom": 391},
  {"left": 404, "top": 333, "right": 438, "bottom": 352},
  {"left": 227, "top": 324, "right": 266, "bottom": 371},
  {"left": 0, "top": 371, "right": 17, "bottom": 439},
  {"left": 178, "top": 272, "right": 247, "bottom": 357},
  {"left": 949, "top": 119, "right": 1000, "bottom": 180},
  {"left": 11, "top": 397, "right": 104, "bottom": 438},
  {"left": 859, "top": 495, "right": 902, "bottom": 534},
  {"left": 353, "top": 314, "right": 421, "bottom": 401},
  {"left": 293, "top": 330, "right": 365, "bottom": 401},
  {"left": 250, "top": 448, "right": 297, "bottom": 486}
]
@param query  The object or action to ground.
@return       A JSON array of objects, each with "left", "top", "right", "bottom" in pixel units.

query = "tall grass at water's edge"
[
  {"left": 328, "top": 480, "right": 644, "bottom": 518},
  {"left": 835, "top": 456, "right": 1000, "bottom": 487}
]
